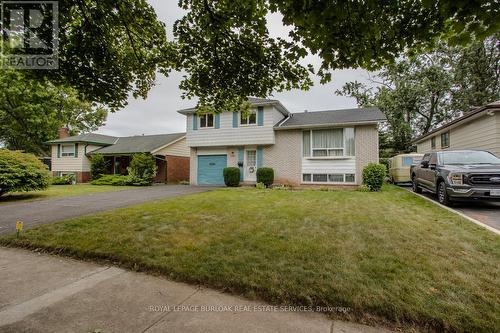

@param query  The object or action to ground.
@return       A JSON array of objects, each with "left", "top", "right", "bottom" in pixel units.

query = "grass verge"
[
  {"left": 1, "top": 185, "right": 498, "bottom": 332},
  {"left": 0, "top": 184, "right": 137, "bottom": 204}
]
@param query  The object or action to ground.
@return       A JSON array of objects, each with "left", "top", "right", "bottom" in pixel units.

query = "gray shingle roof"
[
  {"left": 178, "top": 97, "right": 289, "bottom": 115},
  {"left": 45, "top": 133, "right": 117, "bottom": 145},
  {"left": 276, "top": 107, "right": 386, "bottom": 129},
  {"left": 89, "top": 133, "right": 185, "bottom": 155}
]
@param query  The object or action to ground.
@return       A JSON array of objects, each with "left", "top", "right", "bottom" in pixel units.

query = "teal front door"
[{"left": 197, "top": 155, "right": 227, "bottom": 185}]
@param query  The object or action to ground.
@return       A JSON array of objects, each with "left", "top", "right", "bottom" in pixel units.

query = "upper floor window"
[
  {"left": 61, "top": 144, "right": 75, "bottom": 157},
  {"left": 199, "top": 114, "right": 214, "bottom": 128},
  {"left": 240, "top": 110, "right": 257, "bottom": 126},
  {"left": 440, "top": 132, "right": 450, "bottom": 148},
  {"left": 431, "top": 136, "right": 436, "bottom": 149},
  {"left": 303, "top": 128, "right": 355, "bottom": 157}
]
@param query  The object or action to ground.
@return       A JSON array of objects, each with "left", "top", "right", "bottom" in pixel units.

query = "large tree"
[
  {"left": 0, "top": 69, "right": 107, "bottom": 155},
  {"left": 174, "top": 0, "right": 499, "bottom": 111},
  {"left": 1, "top": 0, "right": 174, "bottom": 110},
  {"left": 336, "top": 36, "right": 500, "bottom": 154}
]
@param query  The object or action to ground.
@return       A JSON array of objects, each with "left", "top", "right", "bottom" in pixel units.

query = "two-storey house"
[{"left": 179, "top": 97, "right": 386, "bottom": 186}]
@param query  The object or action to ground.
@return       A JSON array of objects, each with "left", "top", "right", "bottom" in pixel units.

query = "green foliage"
[
  {"left": 127, "top": 153, "right": 157, "bottom": 185},
  {"left": 0, "top": 1, "right": 174, "bottom": 111},
  {"left": 362, "top": 163, "right": 387, "bottom": 192},
  {"left": 90, "top": 174, "right": 150, "bottom": 186},
  {"left": 0, "top": 69, "right": 107, "bottom": 155},
  {"left": 51, "top": 175, "right": 75, "bottom": 185},
  {"left": 337, "top": 36, "right": 500, "bottom": 153},
  {"left": 175, "top": 1, "right": 499, "bottom": 110},
  {"left": 255, "top": 182, "right": 266, "bottom": 190},
  {"left": 223, "top": 167, "right": 240, "bottom": 187},
  {"left": 90, "top": 154, "right": 107, "bottom": 180},
  {"left": 0, "top": 149, "right": 50, "bottom": 196},
  {"left": 256, "top": 167, "right": 274, "bottom": 187}
]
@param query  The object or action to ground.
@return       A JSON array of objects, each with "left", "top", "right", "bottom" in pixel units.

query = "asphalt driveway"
[
  {"left": 401, "top": 185, "right": 500, "bottom": 231},
  {"left": 0, "top": 185, "right": 214, "bottom": 235}
]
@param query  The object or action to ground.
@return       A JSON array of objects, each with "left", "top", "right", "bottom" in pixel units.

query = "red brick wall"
[
  {"left": 78, "top": 172, "right": 91, "bottom": 183},
  {"left": 166, "top": 155, "right": 190, "bottom": 183},
  {"left": 154, "top": 159, "right": 167, "bottom": 183}
]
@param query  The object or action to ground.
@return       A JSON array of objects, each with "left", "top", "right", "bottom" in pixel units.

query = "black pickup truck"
[{"left": 410, "top": 150, "right": 500, "bottom": 205}]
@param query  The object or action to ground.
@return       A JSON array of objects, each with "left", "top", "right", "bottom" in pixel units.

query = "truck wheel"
[
  {"left": 412, "top": 176, "right": 422, "bottom": 194},
  {"left": 437, "top": 181, "right": 451, "bottom": 206}
]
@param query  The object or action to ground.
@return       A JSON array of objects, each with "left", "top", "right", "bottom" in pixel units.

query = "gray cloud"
[{"left": 97, "top": 1, "right": 372, "bottom": 136}]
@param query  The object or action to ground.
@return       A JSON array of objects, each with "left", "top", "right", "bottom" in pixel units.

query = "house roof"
[
  {"left": 89, "top": 133, "right": 186, "bottom": 155},
  {"left": 412, "top": 100, "right": 500, "bottom": 144},
  {"left": 275, "top": 107, "right": 386, "bottom": 129},
  {"left": 177, "top": 97, "right": 290, "bottom": 116},
  {"left": 45, "top": 133, "right": 118, "bottom": 145}
]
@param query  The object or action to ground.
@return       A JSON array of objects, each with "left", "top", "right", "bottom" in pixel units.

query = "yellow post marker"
[{"left": 16, "top": 221, "right": 23, "bottom": 239}]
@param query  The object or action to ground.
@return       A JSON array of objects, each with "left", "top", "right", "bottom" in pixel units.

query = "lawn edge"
[
  {"left": 406, "top": 190, "right": 500, "bottom": 236},
  {"left": 0, "top": 240, "right": 439, "bottom": 333}
]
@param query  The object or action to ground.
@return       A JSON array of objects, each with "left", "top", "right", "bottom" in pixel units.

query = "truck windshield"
[{"left": 441, "top": 151, "right": 500, "bottom": 165}]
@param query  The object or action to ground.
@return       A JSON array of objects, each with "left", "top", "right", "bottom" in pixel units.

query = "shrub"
[
  {"left": 90, "top": 154, "right": 107, "bottom": 180},
  {"left": 127, "top": 153, "right": 157, "bottom": 185},
  {"left": 91, "top": 175, "right": 132, "bottom": 186},
  {"left": 90, "top": 174, "right": 152, "bottom": 186},
  {"left": 51, "top": 174, "right": 75, "bottom": 185},
  {"left": 223, "top": 167, "right": 240, "bottom": 187},
  {"left": 362, "top": 163, "right": 387, "bottom": 192},
  {"left": 256, "top": 167, "right": 274, "bottom": 187},
  {"left": 0, "top": 149, "right": 50, "bottom": 196},
  {"left": 255, "top": 182, "right": 266, "bottom": 190}
]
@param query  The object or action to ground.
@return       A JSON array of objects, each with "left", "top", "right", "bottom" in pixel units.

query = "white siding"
[
  {"left": 302, "top": 158, "right": 356, "bottom": 174},
  {"left": 416, "top": 112, "right": 500, "bottom": 156},
  {"left": 186, "top": 106, "right": 285, "bottom": 147},
  {"left": 51, "top": 143, "right": 99, "bottom": 172},
  {"left": 155, "top": 137, "right": 190, "bottom": 157}
]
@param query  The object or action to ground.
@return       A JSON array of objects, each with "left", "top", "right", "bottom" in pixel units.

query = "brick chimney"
[{"left": 58, "top": 127, "right": 70, "bottom": 139}]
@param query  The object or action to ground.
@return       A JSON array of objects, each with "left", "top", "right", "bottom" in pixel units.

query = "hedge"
[
  {"left": 223, "top": 167, "right": 240, "bottom": 187},
  {"left": 362, "top": 163, "right": 386, "bottom": 192},
  {"left": 257, "top": 167, "right": 274, "bottom": 187}
]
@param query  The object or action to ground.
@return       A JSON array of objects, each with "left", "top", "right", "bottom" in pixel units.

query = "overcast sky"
[{"left": 97, "top": 1, "right": 373, "bottom": 137}]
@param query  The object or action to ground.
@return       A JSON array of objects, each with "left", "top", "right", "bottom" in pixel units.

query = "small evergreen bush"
[
  {"left": 90, "top": 154, "right": 107, "bottom": 180},
  {"left": 127, "top": 153, "right": 157, "bottom": 185},
  {"left": 223, "top": 167, "right": 240, "bottom": 187},
  {"left": 362, "top": 163, "right": 386, "bottom": 192},
  {"left": 256, "top": 167, "right": 274, "bottom": 187},
  {"left": 51, "top": 174, "right": 75, "bottom": 185}
]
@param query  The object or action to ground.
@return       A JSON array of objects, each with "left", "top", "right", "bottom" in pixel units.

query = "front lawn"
[
  {"left": 1, "top": 186, "right": 499, "bottom": 332},
  {"left": 0, "top": 184, "right": 137, "bottom": 203}
]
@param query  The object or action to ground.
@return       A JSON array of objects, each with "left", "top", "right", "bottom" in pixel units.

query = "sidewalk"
[{"left": 0, "top": 248, "right": 393, "bottom": 333}]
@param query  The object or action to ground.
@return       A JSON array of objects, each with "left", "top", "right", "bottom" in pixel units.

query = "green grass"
[
  {"left": 1, "top": 185, "right": 499, "bottom": 332},
  {"left": 0, "top": 184, "right": 137, "bottom": 203}
]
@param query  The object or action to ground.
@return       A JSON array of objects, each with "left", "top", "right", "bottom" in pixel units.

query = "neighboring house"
[
  {"left": 46, "top": 128, "right": 190, "bottom": 183},
  {"left": 179, "top": 97, "right": 386, "bottom": 186},
  {"left": 413, "top": 101, "right": 500, "bottom": 157}
]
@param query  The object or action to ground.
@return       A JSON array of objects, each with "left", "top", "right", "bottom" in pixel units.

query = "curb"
[{"left": 407, "top": 190, "right": 500, "bottom": 236}]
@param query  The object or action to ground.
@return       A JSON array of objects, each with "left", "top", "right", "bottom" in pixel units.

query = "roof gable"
[{"left": 276, "top": 107, "right": 386, "bottom": 129}]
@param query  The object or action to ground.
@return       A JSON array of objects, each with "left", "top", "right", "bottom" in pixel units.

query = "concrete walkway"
[
  {"left": 0, "top": 185, "right": 213, "bottom": 235},
  {"left": 0, "top": 248, "right": 393, "bottom": 333}
]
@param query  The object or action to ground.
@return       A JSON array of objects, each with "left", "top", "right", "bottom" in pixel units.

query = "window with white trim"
[
  {"left": 240, "top": 110, "right": 257, "bottom": 125},
  {"left": 61, "top": 144, "right": 75, "bottom": 157},
  {"left": 199, "top": 114, "right": 214, "bottom": 128},
  {"left": 302, "top": 173, "right": 356, "bottom": 184},
  {"left": 303, "top": 128, "right": 355, "bottom": 157}
]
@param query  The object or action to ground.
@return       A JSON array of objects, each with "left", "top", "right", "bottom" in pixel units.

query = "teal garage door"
[{"left": 197, "top": 155, "right": 227, "bottom": 185}]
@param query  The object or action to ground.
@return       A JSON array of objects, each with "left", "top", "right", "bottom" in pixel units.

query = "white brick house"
[{"left": 179, "top": 98, "right": 386, "bottom": 186}]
